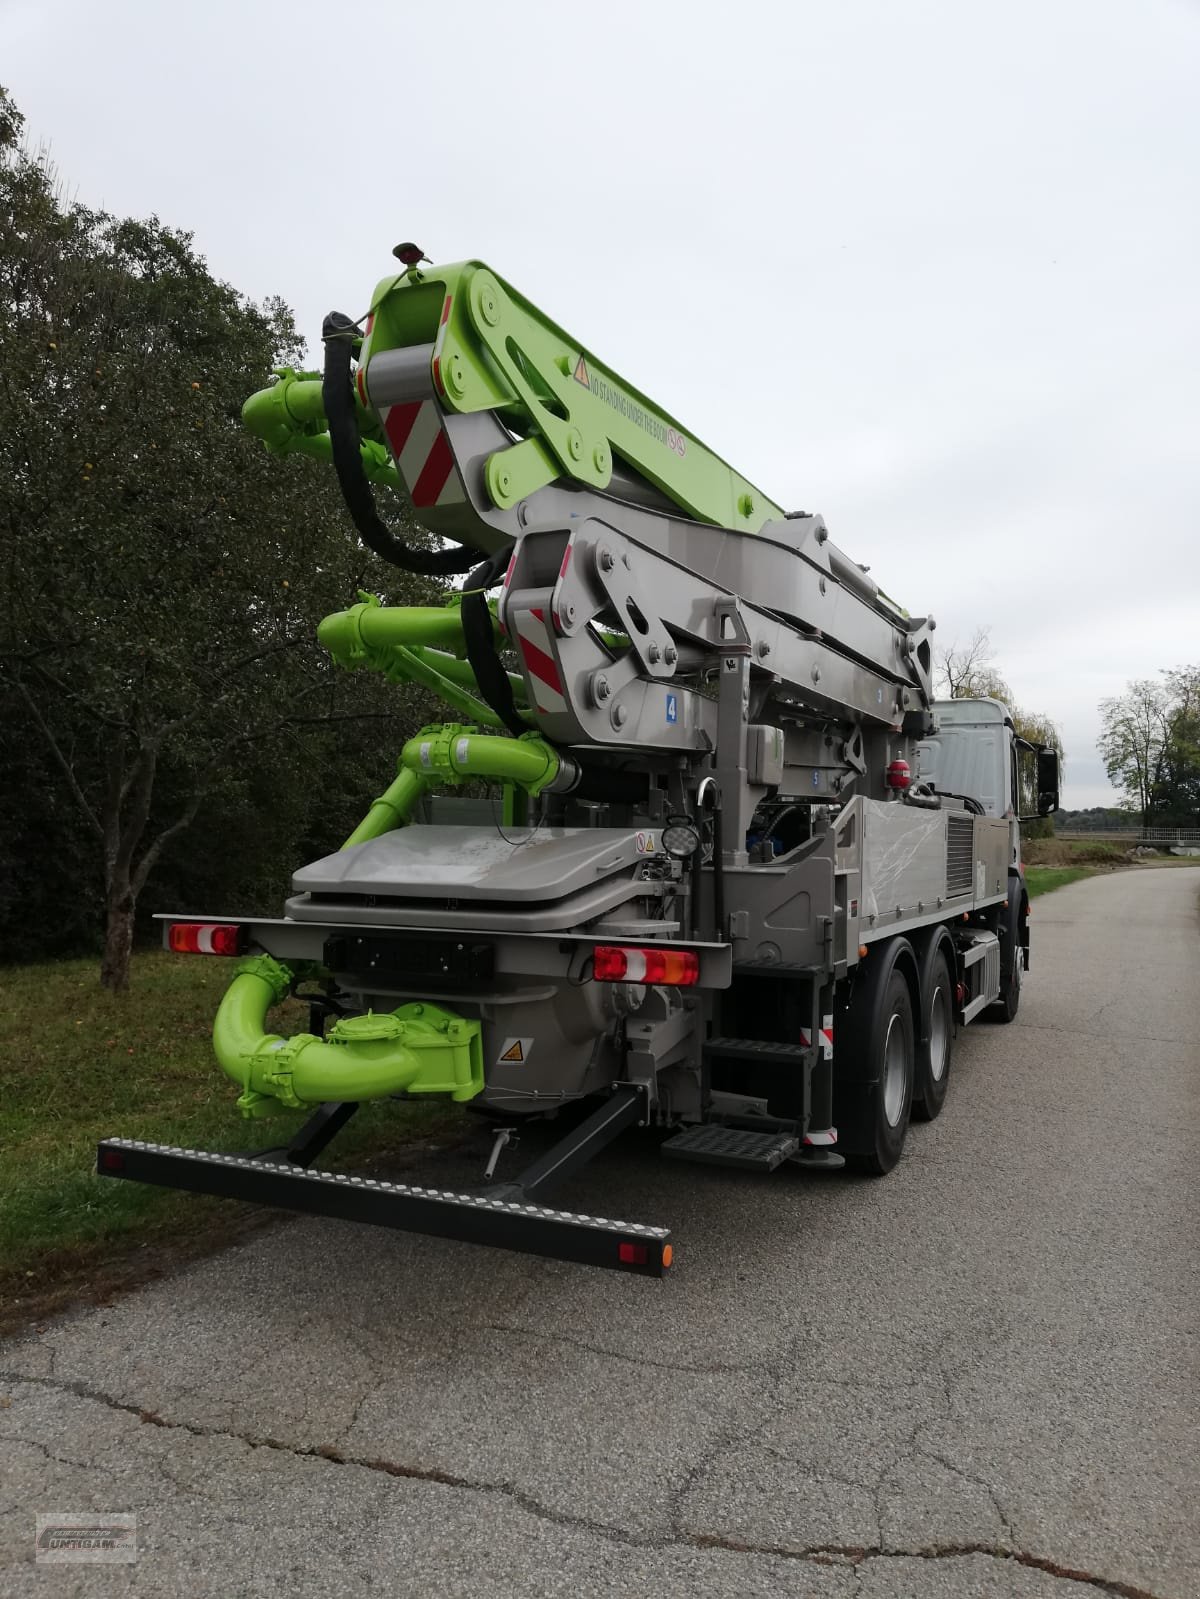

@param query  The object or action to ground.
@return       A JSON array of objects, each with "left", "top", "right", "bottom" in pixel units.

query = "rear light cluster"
[
  {"left": 168, "top": 922, "right": 246, "bottom": 956},
  {"left": 618, "top": 1240, "right": 673, "bottom": 1268},
  {"left": 592, "top": 945, "right": 700, "bottom": 986}
]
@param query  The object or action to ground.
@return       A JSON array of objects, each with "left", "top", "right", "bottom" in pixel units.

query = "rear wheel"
[
  {"left": 835, "top": 957, "right": 916, "bottom": 1175},
  {"left": 989, "top": 894, "right": 1024, "bottom": 1023},
  {"left": 913, "top": 946, "right": 954, "bottom": 1121}
]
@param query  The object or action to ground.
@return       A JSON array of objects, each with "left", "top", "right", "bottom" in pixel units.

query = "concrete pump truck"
[{"left": 98, "top": 248, "right": 1059, "bottom": 1276}]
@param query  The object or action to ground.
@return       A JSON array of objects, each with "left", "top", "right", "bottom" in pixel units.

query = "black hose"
[
  {"left": 461, "top": 550, "right": 527, "bottom": 737},
  {"left": 321, "top": 312, "right": 480, "bottom": 576}
]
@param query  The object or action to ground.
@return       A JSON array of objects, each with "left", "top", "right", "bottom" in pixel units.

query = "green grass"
[
  {"left": 1024, "top": 865, "right": 1101, "bottom": 897},
  {"left": 0, "top": 950, "right": 463, "bottom": 1330}
]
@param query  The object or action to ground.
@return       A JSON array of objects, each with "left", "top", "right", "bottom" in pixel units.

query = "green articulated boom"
[
  {"left": 210, "top": 245, "right": 931, "bottom": 1122},
  {"left": 224, "top": 250, "right": 791, "bottom": 1116}
]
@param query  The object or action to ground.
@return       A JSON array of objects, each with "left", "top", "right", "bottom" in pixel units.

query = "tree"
[
  {"left": 935, "top": 627, "right": 1011, "bottom": 701},
  {"left": 1100, "top": 668, "right": 1200, "bottom": 828},
  {"left": 1097, "top": 679, "right": 1166, "bottom": 826},
  {"left": 0, "top": 89, "right": 441, "bottom": 988},
  {"left": 935, "top": 626, "right": 1064, "bottom": 812}
]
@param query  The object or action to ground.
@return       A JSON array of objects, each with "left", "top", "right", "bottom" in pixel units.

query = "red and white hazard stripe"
[
  {"left": 378, "top": 399, "right": 468, "bottom": 510},
  {"left": 799, "top": 1020, "right": 834, "bottom": 1059},
  {"left": 512, "top": 606, "right": 566, "bottom": 716}
]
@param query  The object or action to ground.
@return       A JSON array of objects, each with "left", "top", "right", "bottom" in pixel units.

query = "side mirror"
[{"left": 1036, "top": 748, "right": 1060, "bottom": 816}]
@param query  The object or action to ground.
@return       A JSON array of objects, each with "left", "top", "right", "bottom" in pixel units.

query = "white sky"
[{"left": 5, "top": 0, "right": 1197, "bottom": 808}]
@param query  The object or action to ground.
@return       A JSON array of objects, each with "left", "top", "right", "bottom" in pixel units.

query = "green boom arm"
[
  {"left": 242, "top": 257, "right": 785, "bottom": 536},
  {"left": 360, "top": 259, "right": 785, "bottom": 532}
]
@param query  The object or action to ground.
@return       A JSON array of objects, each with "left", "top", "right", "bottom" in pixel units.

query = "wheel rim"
[
  {"left": 882, "top": 1012, "right": 908, "bottom": 1126},
  {"left": 928, "top": 985, "right": 949, "bottom": 1083}
]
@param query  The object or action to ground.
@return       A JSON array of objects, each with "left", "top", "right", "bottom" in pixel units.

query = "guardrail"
[{"left": 1056, "top": 828, "right": 1200, "bottom": 845}]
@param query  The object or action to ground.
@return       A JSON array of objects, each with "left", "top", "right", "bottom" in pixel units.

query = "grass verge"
[
  {"left": 1024, "top": 865, "right": 1101, "bottom": 898},
  {"left": 0, "top": 950, "right": 464, "bottom": 1336}
]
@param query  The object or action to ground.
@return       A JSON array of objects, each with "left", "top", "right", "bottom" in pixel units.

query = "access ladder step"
[
  {"left": 703, "top": 1036, "right": 809, "bottom": 1067},
  {"left": 661, "top": 1124, "right": 800, "bottom": 1171}
]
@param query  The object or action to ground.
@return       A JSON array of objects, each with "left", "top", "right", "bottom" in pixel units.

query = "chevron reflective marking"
[
  {"left": 379, "top": 399, "right": 467, "bottom": 509},
  {"left": 514, "top": 606, "right": 567, "bottom": 715}
]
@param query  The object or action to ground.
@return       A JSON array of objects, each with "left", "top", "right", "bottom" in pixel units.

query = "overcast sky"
[{"left": 5, "top": 0, "right": 1197, "bottom": 807}]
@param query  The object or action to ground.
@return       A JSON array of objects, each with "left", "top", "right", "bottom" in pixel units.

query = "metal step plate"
[
  {"left": 661, "top": 1125, "right": 800, "bottom": 1171},
  {"left": 703, "top": 1036, "right": 808, "bottom": 1067}
]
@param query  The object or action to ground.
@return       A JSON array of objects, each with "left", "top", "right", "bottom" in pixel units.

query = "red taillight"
[
  {"left": 168, "top": 922, "right": 245, "bottom": 956},
  {"left": 99, "top": 1149, "right": 125, "bottom": 1172},
  {"left": 885, "top": 759, "right": 911, "bottom": 790},
  {"left": 618, "top": 1241, "right": 648, "bottom": 1265},
  {"left": 592, "top": 946, "right": 701, "bottom": 986}
]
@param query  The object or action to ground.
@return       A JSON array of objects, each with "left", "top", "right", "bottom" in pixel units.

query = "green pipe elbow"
[
  {"left": 242, "top": 370, "right": 326, "bottom": 450},
  {"left": 213, "top": 958, "right": 482, "bottom": 1111}
]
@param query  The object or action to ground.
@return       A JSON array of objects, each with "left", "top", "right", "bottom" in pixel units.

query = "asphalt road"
[{"left": 3, "top": 867, "right": 1197, "bottom": 1598}]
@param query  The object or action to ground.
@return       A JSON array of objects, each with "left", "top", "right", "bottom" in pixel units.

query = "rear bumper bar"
[{"left": 96, "top": 1137, "right": 672, "bottom": 1277}]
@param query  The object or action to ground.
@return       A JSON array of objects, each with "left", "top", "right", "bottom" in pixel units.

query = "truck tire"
[
  {"left": 834, "top": 946, "right": 916, "bottom": 1175},
  {"left": 988, "top": 893, "right": 1025, "bottom": 1024},
  {"left": 913, "top": 941, "right": 954, "bottom": 1121}
]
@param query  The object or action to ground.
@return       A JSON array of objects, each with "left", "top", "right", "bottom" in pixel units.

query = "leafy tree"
[
  {"left": 0, "top": 88, "right": 440, "bottom": 988},
  {"left": 1100, "top": 668, "right": 1200, "bottom": 828},
  {"left": 1097, "top": 679, "right": 1166, "bottom": 826}
]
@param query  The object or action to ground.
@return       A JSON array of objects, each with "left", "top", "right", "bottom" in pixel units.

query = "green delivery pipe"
[
  {"left": 213, "top": 956, "right": 483, "bottom": 1112},
  {"left": 342, "top": 766, "right": 428, "bottom": 848},
  {"left": 318, "top": 598, "right": 483, "bottom": 665},
  {"left": 399, "top": 728, "right": 565, "bottom": 795},
  {"left": 242, "top": 371, "right": 400, "bottom": 489}
]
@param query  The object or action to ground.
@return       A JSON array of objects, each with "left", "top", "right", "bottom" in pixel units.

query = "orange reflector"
[
  {"left": 858, "top": 944, "right": 869, "bottom": 959},
  {"left": 662, "top": 1244, "right": 673, "bottom": 1269}
]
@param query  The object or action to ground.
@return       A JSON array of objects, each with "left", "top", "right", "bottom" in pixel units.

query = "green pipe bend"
[{"left": 214, "top": 956, "right": 482, "bottom": 1112}]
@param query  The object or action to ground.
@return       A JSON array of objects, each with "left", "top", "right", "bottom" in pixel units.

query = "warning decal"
[
  {"left": 496, "top": 1037, "right": 533, "bottom": 1066},
  {"left": 573, "top": 355, "right": 590, "bottom": 388},
  {"left": 635, "top": 831, "right": 658, "bottom": 855}
]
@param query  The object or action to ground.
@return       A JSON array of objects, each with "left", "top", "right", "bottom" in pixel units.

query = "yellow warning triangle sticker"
[
  {"left": 499, "top": 1040, "right": 524, "bottom": 1063},
  {"left": 573, "top": 354, "right": 590, "bottom": 388}
]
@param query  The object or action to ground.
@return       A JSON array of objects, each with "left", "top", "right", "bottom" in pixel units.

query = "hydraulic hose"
[
  {"left": 461, "top": 549, "right": 526, "bottom": 736},
  {"left": 322, "top": 311, "right": 480, "bottom": 576}
]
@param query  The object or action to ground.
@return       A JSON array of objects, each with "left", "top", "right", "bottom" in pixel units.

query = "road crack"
[{"left": 0, "top": 1370, "right": 1172, "bottom": 1598}]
